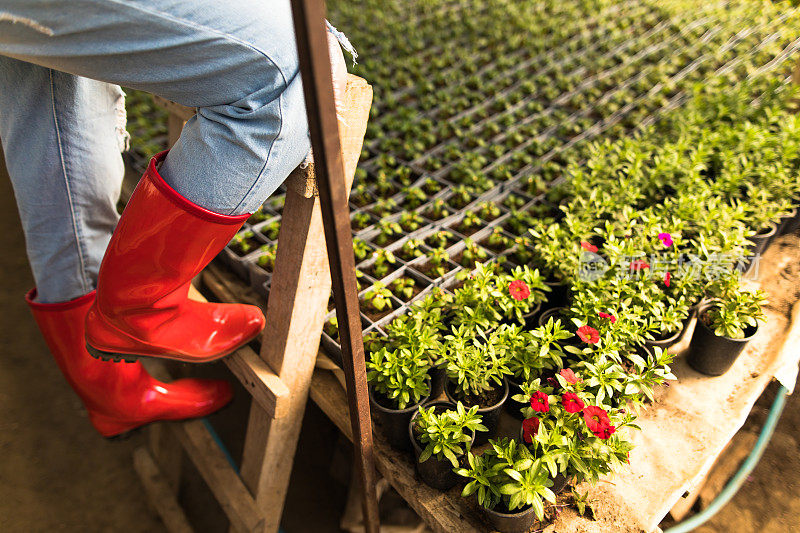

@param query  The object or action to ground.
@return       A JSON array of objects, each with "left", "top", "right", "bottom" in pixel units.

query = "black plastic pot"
[
  {"left": 483, "top": 504, "right": 539, "bottom": 533},
  {"left": 645, "top": 313, "right": 693, "bottom": 351},
  {"left": 542, "top": 280, "right": 569, "bottom": 311},
  {"left": 369, "top": 380, "right": 432, "bottom": 451},
  {"left": 687, "top": 303, "right": 758, "bottom": 376},
  {"left": 409, "top": 401, "right": 474, "bottom": 490},
  {"left": 777, "top": 208, "right": 798, "bottom": 236},
  {"left": 780, "top": 206, "right": 800, "bottom": 235},
  {"left": 444, "top": 379, "right": 509, "bottom": 445},
  {"left": 428, "top": 361, "right": 447, "bottom": 399},
  {"left": 749, "top": 223, "right": 777, "bottom": 257},
  {"left": 505, "top": 375, "right": 526, "bottom": 420}
]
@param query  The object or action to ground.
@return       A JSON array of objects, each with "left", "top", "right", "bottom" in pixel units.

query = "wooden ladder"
[{"left": 133, "top": 74, "right": 373, "bottom": 533}]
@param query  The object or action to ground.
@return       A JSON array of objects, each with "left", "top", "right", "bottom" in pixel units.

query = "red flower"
[
  {"left": 522, "top": 417, "right": 540, "bottom": 443},
  {"left": 583, "top": 405, "right": 613, "bottom": 438},
  {"left": 559, "top": 368, "right": 580, "bottom": 384},
  {"left": 562, "top": 392, "right": 585, "bottom": 413},
  {"left": 598, "top": 311, "right": 617, "bottom": 323},
  {"left": 580, "top": 241, "right": 598, "bottom": 253},
  {"left": 593, "top": 424, "right": 616, "bottom": 440},
  {"left": 530, "top": 391, "right": 549, "bottom": 413},
  {"left": 508, "top": 279, "right": 531, "bottom": 301},
  {"left": 630, "top": 260, "right": 650, "bottom": 271},
  {"left": 576, "top": 325, "right": 600, "bottom": 344},
  {"left": 663, "top": 271, "right": 671, "bottom": 287}
]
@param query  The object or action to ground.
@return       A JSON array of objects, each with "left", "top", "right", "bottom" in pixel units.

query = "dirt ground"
[{"left": 1, "top": 154, "right": 799, "bottom": 532}]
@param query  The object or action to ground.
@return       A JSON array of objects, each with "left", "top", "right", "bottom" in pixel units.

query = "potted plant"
[
  {"left": 456, "top": 238, "right": 489, "bottom": 268},
  {"left": 365, "top": 249, "right": 399, "bottom": 280},
  {"left": 457, "top": 438, "right": 555, "bottom": 533},
  {"left": 687, "top": 278, "right": 765, "bottom": 376},
  {"left": 402, "top": 186, "right": 428, "bottom": 209},
  {"left": 352, "top": 237, "right": 373, "bottom": 262},
  {"left": 409, "top": 401, "right": 486, "bottom": 490},
  {"left": 443, "top": 326, "right": 511, "bottom": 443},
  {"left": 373, "top": 219, "right": 403, "bottom": 246},
  {"left": 399, "top": 211, "right": 425, "bottom": 233},
  {"left": 361, "top": 281, "right": 396, "bottom": 322},
  {"left": 417, "top": 247, "right": 453, "bottom": 280},
  {"left": 367, "top": 347, "right": 432, "bottom": 450},
  {"left": 423, "top": 198, "right": 451, "bottom": 221},
  {"left": 351, "top": 211, "right": 374, "bottom": 232},
  {"left": 397, "top": 238, "right": 425, "bottom": 262}
]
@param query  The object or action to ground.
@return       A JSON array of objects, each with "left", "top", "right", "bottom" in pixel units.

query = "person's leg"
[
  {"left": 0, "top": 0, "right": 332, "bottom": 363},
  {"left": 0, "top": 0, "right": 311, "bottom": 214},
  {"left": 0, "top": 58, "right": 234, "bottom": 437},
  {"left": 0, "top": 57, "right": 124, "bottom": 303}
]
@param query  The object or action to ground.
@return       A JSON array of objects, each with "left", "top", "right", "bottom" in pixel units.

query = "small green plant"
[
  {"left": 397, "top": 238, "right": 425, "bottom": 261},
  {"left": 457, "top": 438, "right": 555, "bottom": 518},
  {"left": 486, "top": 227, "right": 511, "bottom": 252},
  {"left": 413, "top": 402, "right": 486, "bottom": 466},
  {"left": 704, "top": 276, "right": 766, "bottom": 338},
  {"left": 391, "top": 277, "right": 416, "bottom": 300},
  {"left": 456, "top": 211, "right": 482, "bottom": 235},
  {"left": 256, "top": 243, "right": 277, "bottom": 271},
  {"left": 458, "top": 239, "right": 488, "bottom": 267},
  {"left": 426, "top": 248, "right": 451, "bottom": 278},
  {"left": 229, "top": 230, "right": 257, "bottom": 256},
  {"left": 425, "top": 198, "right": 451, "bottom": 220},
  {"left": 369, "top": 249, "right": 398, "bottom": 279},
  {"left": 261, "top": 220, "right": 281, "bottom": 241},
  {"left": 362, "top": 281, "right": 394, "bottom": 314},
  {"left": 374, "top": 219, "right": 403, "bottom": 246},
  {"left": 248, "top": 206, "right": 269, "bottom": 224},
  {"left": 353, "top": 238, "right": 372, "bottom": 262},
  {"left": 426, "top": 229, "right": 455, "bottom": 249},
  {"left": 371, "top": 197, "right": 398, "bottom": 218},
  {"left": 402, "top": 187, "right": 428, "bottom": 209},
  {"left": 477, "top": 201, "right": 501, "bottom": 221},
  {"left": 399, "top": 211, "right": 425, "bottom": 232},
  {"left": 352, "top": 211, "right": 373, "bottom": 231},
  {"left": 366, "top": 347, "right": 430, "bottom": 410},
  {"left": 444, "top": 327, "right": 512, "bottom": 402}
]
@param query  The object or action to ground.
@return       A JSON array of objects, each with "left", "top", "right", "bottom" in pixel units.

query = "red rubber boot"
[
  {"left": 27, "top": 289, "right": 233, "bottom": 437},
  {"left": 85, "top": 151, "right": 265, "bottom": 364}
]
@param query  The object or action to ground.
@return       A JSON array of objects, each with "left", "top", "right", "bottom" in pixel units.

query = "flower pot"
[
  {"left": 749, "top": 223, "right": 777, "bottom": 258},
  {"left": 444, "top": 379, "right": 509, "bottom": 445},
  {"left": 483, "top": 503, "right": 539, "bottom": 533},
  {"left": 428, "top": 361, "right": 447, "bottom": 399},
  {"left": 542, "top": 280, "right": 569, "bottom": 311},
  {"left": 780, "top": 206, "right": 800, "bottom": 235},
  {"left": 505, "top": 375, "right": 527, "bottom": 420},
  {"left": 687, "top": 303, "right": 758, "bottom": 376},
  {"left": 369, "top": 380, "right": 432, "bottom": 451},
  {"left": 409, "top": 401, "right": 474, "bottom": 491},
  {"left": 644, "top": 316, "right": 688, "bottom": 351},
  {"left": 777, "top": 207, "right": 798, "bottom": 236}
]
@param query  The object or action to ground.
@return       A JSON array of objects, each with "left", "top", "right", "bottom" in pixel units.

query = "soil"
[
  {"left": 416, "top": 262, "right": 452, "bottom": 280},
  {"left": 391, "top": 278, "right": 422, "bottom": 302},
  {"left": 452, "top": 385, "right": 504, "bottom": 409},
  {"left": 362, "top": 303, "right": 394, "bottom": 323},
  {"left": 454, "top": 222, "right": 482, "bottom": 236},
  {"left": 422, "top": 207, "right": 449, "bottom": 221}
]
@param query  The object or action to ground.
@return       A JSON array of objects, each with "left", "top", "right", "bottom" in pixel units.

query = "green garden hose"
[{"left": 664, "top": 384, "right": 790, "bottom": 533}]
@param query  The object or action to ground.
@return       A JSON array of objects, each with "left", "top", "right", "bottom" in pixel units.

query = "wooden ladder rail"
[{"left": 134, "top": 74, "right": 372, "bottom": 533}]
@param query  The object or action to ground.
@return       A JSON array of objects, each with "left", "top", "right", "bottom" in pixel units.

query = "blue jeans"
[{"left": 0, "top": 0, "right": 314, "bottom": 303}]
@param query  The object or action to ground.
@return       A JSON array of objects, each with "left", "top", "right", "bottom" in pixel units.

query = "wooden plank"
[
  {"left": 171, "top": 419, "right": 265, "bottom": 533},
  {"left": 187, "top": 284, "right": 290, "bottom": 418},
  {"left": 133, "top": 446, "right": 195, "bottom": 533},
  {"left": 235, "top": 75, "right": 372, "bottom": 533},
  {"left": 148, "top": 423, "right": 183, "bottom": 492}
]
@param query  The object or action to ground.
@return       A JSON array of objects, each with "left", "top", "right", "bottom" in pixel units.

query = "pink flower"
[
  {"left": 598, "top": 311, "right": 617, "bottom": 323},
  {"left": 580, "top": 241, "right": 598, "bottom": 253},
  {"left": 658, "top": 232, "right": 673, "bottom": 247},
  {"left": 559, "top": 368, "right": 580, "bottom": 384},
  {"left": 508, "top": 280, "right": 531, "bottom": 301},
  {"left": 562, "top": 392, "right": 585, "bottom": 413},
  {"left": 663, "top": 271, "right": 671, "bottom": 287},
  {"left": 530, "top": 391, "right": 550, "bottom": 413},
  {"left": 576, "top": 325, "right": 600, "bottom": 344},
  {"left": 522, "top": 417, "right": 540, "bottom": 443},
  {"left": 630, "top": 260, "right": 650, "bottom": 271}
]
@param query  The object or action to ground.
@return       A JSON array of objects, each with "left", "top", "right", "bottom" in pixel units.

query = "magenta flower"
[{"left": 658, "top": 232, "right": 673, "bottom": 247}]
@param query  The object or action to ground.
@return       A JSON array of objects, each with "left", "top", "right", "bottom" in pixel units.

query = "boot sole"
[{"left": 85, "top": 333, "right": 260, "bottom": 364}]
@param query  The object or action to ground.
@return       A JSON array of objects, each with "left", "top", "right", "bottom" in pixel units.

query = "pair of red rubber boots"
[{"left": 27, "top": 152, "right": 265, "bottom": 437}]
